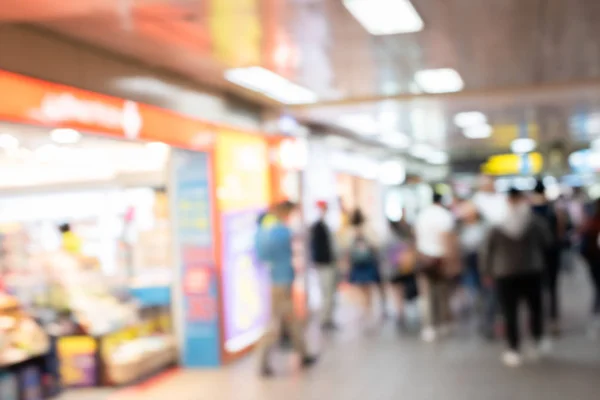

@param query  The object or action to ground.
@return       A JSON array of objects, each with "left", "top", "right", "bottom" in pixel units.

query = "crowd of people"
[{"left": 254, "top": 175, "right": 600, "bottom": 375}]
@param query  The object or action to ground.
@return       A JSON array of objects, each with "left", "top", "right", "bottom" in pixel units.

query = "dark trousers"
[
  {"left": 496, "top": 273, "right": 544, "bottom": 351},
  {"left": 584, "top": 257, "right": 600, "bottom": 315},
  {"left": 544, "top": 249, "right": 561, "bottom": 322}
]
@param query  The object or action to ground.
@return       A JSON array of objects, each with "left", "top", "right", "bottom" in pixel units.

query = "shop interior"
[{"left": 0, "top": 123, "right": 175, "bottom": 394}]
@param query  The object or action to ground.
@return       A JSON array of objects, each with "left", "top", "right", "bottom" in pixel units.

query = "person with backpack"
[
  {"left": 255, "top": 201, "right": 317, "bottom": 377},
  {"left": 531, "top": 180, "right": 567, "bottom": 336},
  {"left": 579, "top": 198, "right": 600, "bottom": 336},
  {"left": 481, "top": 188, "right": 552, "bottom": 367},
  {"left": 341, "top": 208, "right": 384, "bottom": 330}
]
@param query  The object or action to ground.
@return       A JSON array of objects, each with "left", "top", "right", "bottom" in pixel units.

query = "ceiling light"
[
  {"left": 225, "top": 67, "right": 318, "bottom": 105},
  {"left": 454, "top": 111, "right": 487, "bottom": 128},
  {"left": 343, "top": 0, "right": 424, "bottom": 35},
  {"left": 511, "top": 138, "right": 536, "bottom": 154},
  {"left": 414, "top": 68, "right": 464, "bottom": 94},
  {"left": 50, "top": 128, "right": 81, "bottom": 144},
  {"left": 0, "top": 134, "right": 19, "bottom": 150},
  {"left": 463, "top": 124, "right": 493, "bottom": 139},
  {"left": 379, "top": 160, "right": 406, "bottom": 185},
  {"left": 409, "top": 143, "right": 434, "bottom": 159},
  {"left": 427, "top": 150, "right": 449, "bottom": 165}
]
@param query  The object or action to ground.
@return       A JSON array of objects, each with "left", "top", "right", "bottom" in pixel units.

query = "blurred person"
[
  {"left": 415, "top": 192, "right": 460, "bottom": 343},
  {"left": 531, "top": 179, "right": 566, "bottom": 335},
  {"left": 256, "top": 206, "right": 292, "bottom": 349},
  {"left": 388, "top": 215, "right": 419, "bottom": 331},
  {"left": 309, "top": 200, "right": 338, "bottom": 330},
  {"left": 255, "top": 201, "right": 317, "bottom": 376},
  {"left": 342, "top": 208, "right": 385, "bottom": 329},
  {"left": 481, "top": 188, "right": 551, "bottom": 367},
  {"left": 472, "top": 174, "right": 507, "bottom": 225},
  {"left": 458, "top": 202, "right": 486, "bottom": 306},
  {"left": 58, "top": 223, "right": 82, "bottom": 255},
  {"left": 579, "top": 198, "right": 600, "bottom": 336}
]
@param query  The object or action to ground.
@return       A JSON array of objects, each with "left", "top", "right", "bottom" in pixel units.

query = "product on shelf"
[{"left": 0, "top": 293, "right": 49, "bottom": 367}]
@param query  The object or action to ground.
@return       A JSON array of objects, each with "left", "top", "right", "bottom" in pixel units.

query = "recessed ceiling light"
[
  {"left": 50, "top": 128, "right": 81, "bottom": 144},
  {"left": 343, "top": 0, "right": 424, "bottom": 35},
  {"left": 225, "top": 66, "right": 318, "bottom": 105},
  {"left": 0, "top": 134, "right": 19, "bottom": 150},
  {"left": 414, "top": 68, "right": 464, "bottom": 93},
  {"left": 511, "top": 138, "right": 536, "bottom": 154},
  {"left": 463, "top": 124, "right": 493, "bottom": 139},
  {"left": 427, "top": 150, "right": 449, "bottom": 165},
  {"left": 454, "top": 111, "right": 487, "bottom": 128}
]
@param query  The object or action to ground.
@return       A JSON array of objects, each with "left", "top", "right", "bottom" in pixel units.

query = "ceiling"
[{"left": 2, "top": 0, "right": 600, "bottom": 162}]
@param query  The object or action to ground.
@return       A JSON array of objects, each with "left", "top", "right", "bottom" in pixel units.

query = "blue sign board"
[{"left": 174, "top": 150, "right": 220, "bottom": 367}]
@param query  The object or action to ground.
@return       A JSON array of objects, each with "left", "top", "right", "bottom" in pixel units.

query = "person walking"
[
  {"left": 310, "top": 200, "right": 338, "bottom": 330},
  {"left": 531, "top": 180, "right": 566, "bottom": 336},
  {"left": 342, "top": 208, "right": 385, "bottom": 330},
  {"left": 481, "top": 188, "right": 551, "bottom": 367},
  {"left": 256, "top": 201, "right": 317, "bottom": 376},
  {"left": 579, "top": 198, "right": 600, "bottom": 336},
  {"left": 415, "top": 192, "right": 459, "bottom": 342}
]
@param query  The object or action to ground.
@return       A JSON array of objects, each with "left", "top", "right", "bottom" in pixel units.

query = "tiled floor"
[{"left": 61, "top": 262, "right": 600, "bottom": 400}]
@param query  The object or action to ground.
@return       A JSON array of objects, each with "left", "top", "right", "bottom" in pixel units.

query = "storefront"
[{"left": 0, "top": 69, "right": 285, "bottom": 398}]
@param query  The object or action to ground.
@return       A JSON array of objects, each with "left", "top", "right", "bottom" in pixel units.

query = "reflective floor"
[{"left": 61, "top": 261, "right": 600, "bottom": 400}]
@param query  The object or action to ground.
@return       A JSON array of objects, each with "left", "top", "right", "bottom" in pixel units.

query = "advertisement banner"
[
  {"left": 221, "top": 209, "right": 271, "bottom": 353},
  {"left": 57, "top": 336, "right": 98, "bottom": 388},
  {"left": 215, "top": 131, "right": 270, "bottom": 212},
  {"left": 173, "top": 150, "right": 220, "bottom": 367}
]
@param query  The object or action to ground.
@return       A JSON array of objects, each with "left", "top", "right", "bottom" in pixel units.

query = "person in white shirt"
[
  {"left": 472, "top": 175, "right": 507, "bottom": 225},
  {"left": 415, "top": 192, "right": 459, "bottom": 342}
]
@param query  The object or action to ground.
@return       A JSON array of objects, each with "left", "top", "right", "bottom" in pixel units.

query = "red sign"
[
  {"left": 183, "top": 266, "right": 212, "bottom": 295},
  {"left": 187, "top": 296, "right": 217, "bottom": 322}
]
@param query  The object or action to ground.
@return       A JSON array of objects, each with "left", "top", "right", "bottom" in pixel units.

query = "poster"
[
  {"left": 173, "top": 150, "right": 219, "bottom": 367},
  {"left": 221, "top": 209, "right": 270, "bottom": 352},
  {"left": 57, "top": 336, "right": 98, "bottom": 388}
]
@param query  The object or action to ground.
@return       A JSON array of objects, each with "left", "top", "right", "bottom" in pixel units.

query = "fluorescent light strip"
[
  {"left": 343, "top": 0, "right": 424, "bottom": 35},
  {"left": 414, "top": 68, "right": 464, "bottom": 94},
  {"left": 454, "top": 111, "right": 486, "bottom": 128},
  {"left": 225, "top": 67, "right": 318, "bottom": 105},
  {"left": 463, "top": 124, "right": 492, "bottom": 139},
  {"left": 511, "top": 138, "right": 536, "bottom": 154}
]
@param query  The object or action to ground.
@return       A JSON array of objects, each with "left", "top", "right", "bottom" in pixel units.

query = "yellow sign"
[
  {"left": 57, "top": 336, "right": 98, "bottom": 386},
  {"left": 491, "top": 124, "right": 540, "bottom": 147},
  {"left": 216, "top": 130, "right": 271, "bottom": 212},
  {"left": 482, "top": 153, "right": 543, "bottom": 176}
]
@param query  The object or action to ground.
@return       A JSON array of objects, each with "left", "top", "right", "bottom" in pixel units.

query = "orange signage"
[{"left": 0, "top": 69, "right": 215, "bottom": 150}]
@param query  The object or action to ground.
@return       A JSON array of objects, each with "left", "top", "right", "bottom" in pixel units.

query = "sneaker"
[
  {"left": 502, "top": 351, "right": 523, "bottom": 367},
  {"left": 421, "top": 327, "right": 437, "bottom": 343},
  {"left": 301, "top": 355, "right": 318, "bottom": 369}
]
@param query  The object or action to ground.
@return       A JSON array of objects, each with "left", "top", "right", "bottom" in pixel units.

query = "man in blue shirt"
[{"left": 256, "top": 200, "right": 317, "bottom": 376}]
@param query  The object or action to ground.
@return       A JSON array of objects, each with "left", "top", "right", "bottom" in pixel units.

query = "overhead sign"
[
  {"left": 0, "top": 69, "right": 215, "bottom": 150},
  {"left": 482, "top": 153, "right": 543, "bottom": 176}
]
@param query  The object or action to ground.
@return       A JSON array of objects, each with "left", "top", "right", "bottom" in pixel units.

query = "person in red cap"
[{"left": 310, "top": 200, "right": 339, "bottom": 330}]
